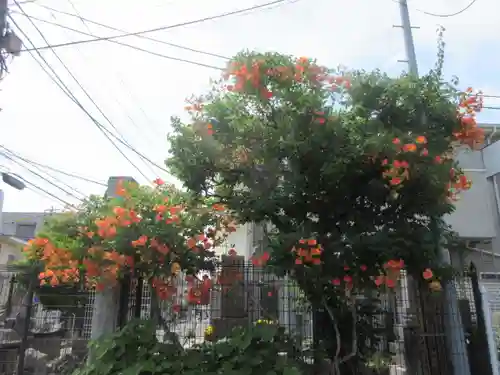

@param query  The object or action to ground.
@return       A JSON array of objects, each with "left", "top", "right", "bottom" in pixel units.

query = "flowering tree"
[
  {"left": 166, "top": 51, "right": 483, "bottom": 372},
  {"left": 22, "top": 180, "right": 235, "bottom": 312}
]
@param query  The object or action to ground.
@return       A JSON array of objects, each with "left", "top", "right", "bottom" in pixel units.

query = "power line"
[
  {"left": 13, "top": 0, "right": 156, "bottom": 182},
  {"left": 9, "top": 8, "right": 154, "bottom": 183},
  {"left": 0, "top": 163, "right": 78, "bottom": 208},
  {"left": 11, "top": 155, "right": 106, "bottom": 186},
  {"left": 17, "top": 0, "right": 294, "bottom": 52},
  {"left": 50, "top": 0, "right": 169, "bottom": 156},
  {"left": 9, "top": 170, "right": 77, "bottom": 208},
  {"left": 0, "top": 144, "right": 99, "bottom": 195},
  {"left": 10, "top": 13, "right": 172, "bottom": 180},
  {"left": 416, "top": 0, "right": 479, "bottom": 18},
  {"left": 0, "top": 145, "right": 87, "bottom": 198},
  {"left": 392, "top": 0, "right": 479, "bottom": 18},
  {"left": 61, "top": 0, "right": 170, "bottom": 144},
  {"left": 13, "top": 2, "right": 177, "bottom": 178},
  {"left": 31, "top": 2, "right": 230, "bottom": 60},
  {"left": 0, "top": 149, "right": 84, "bottom": 202},
  {"left": 10, "top": 11, "right": 225, "bottom": 70}
]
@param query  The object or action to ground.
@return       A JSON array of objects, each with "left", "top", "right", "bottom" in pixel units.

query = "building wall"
[
  {"left": 1, "top": 212, "right": 47, "bottom": 240},
  {"left": 0, "top": 241, "right": 23, "bottom": 264},
  {"left": 212, "top": 223, "right": 253, "bottom": 259},
  {"left": 445, "top": 148, "right": 497, "bottom": 240}
]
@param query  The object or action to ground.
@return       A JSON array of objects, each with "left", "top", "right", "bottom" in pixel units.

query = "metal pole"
[
  {"left": 397, "top": 2, "right": 472, "bottom": 374},
  {"left": 480, "top": 285, "right": 500, "bottom": 375}
]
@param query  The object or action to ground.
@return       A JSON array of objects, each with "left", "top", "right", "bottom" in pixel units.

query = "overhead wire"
[
  {"left": 13, "top": 0, "right": 157, "bottom": 182},
  {"left": 11, "top": 11, "right": 225, "bottom": 70},
  {"left": 30, "top": 2, "right": 231, "bottom": 60},
  {"left": 0, "top": 163, "right": 78, "bottom": 209},
  {"left": 0, "top": 147, "right": 107, "bottom": 186},
  {"left": 9, "top": 13, "right": 160, "bottom": 184},
  {"left": 13, "top": 2, "right": 177, "bottom": 178},
  {"left": 7, "top": 171, "right": 77, "bottom": 208},
  {"left": 61, "top": 0, "right": 171, "bottom": 144},
  {"left": 415, "top": 0, "right": 479, "bottom": 18},
  {"left": 17, "top": 0, "right": 297, "bottom": 52},
  {"left": 40, "top": 0, "right": 169, "bottom": 174},
  {"left": 0, "top": 144, "right": 90, "bottom": 197},
  {"left": 0, "top": 149, "right": 84, "bottom": 202},
  {"left": 391, "top": 0, "right": 480, "bottom": 18},
  {"left": 10, "top": 13, "right": 172, "bottom": 180}
]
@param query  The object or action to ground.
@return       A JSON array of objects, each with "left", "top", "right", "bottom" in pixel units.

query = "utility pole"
[
  {"left": 396, "top": 2, "right": 471, "bottom": 375},
  {"left": 398, "top": 0, "right": 419, "bottom": 76}
]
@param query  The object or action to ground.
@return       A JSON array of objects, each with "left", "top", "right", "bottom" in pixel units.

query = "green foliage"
[
  {"left": 167, "top": 50, "right": 468, "bottom": 281},
  {"left": 166, "top": 50, "right": 473, "bottom": 370},
  {"left": 23, "top": 183, "right": 226, "bottom": 292},
  {"left": 73, "top": 319, "right": 308, "bottom": 375}
]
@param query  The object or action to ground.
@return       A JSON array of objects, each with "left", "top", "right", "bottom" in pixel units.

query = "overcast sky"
[{"left": 0, "top": 0, "right": 498, "bottom": 212}]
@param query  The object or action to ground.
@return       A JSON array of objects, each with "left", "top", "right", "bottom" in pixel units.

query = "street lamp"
[{"left": 1, "top": 172, "right": 25, "bottom": 190}]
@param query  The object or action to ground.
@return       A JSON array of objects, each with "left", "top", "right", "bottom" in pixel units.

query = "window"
[
  {"left": 7, "top": 255, "right": 15, "bottom": 264},
  {"left": 15, "top": 223, "right": 36, "bottom": 240}
]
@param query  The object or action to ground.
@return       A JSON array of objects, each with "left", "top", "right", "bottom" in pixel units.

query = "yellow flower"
[{"left": 205, "top": 325, "right": 214, "bottom": 336}]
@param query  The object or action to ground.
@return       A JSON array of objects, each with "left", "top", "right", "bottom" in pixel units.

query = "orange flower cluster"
[
  {"left": 293, "top": 239, "right": 322, "bottom": 265},
  {"left": 331, "top": 264, "right": 367, "bottom": 287},
  {"left": 447, "top": 168, "right": 472, "bottom": 202},
  {"left": 25, "top": 179, "right": 227, "bottom": 296},
  {"left": 24, "top": 238, "right": 80, "bottom": 287},
  {"left": 154, "top": 201, "right": 183, "bottom": 224},
  {"left": 381, "top": 136, "right": 427, "bottom": 187},
  {"left": 374, "top": 259, "right": 405, "bottom": 288},
  {"left": 422, "top": 267, "right": 442, "bottom": 291},
  {"left": 455, "top": 88, "right": 484, "bottom": 149},
  {"left": 83, "top": 248, "right": 129, "bottom": 290},
  {"left": 151, "top": 276, "right": 177, "bottom": 300},
  {"left": 223, "top": 57, "right": 351, "bottom": 99},
  {"left": 251, "top": 251, "right": 270, "bottom": 266}
]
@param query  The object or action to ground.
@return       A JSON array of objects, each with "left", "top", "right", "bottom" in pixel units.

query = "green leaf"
[
  {"left": 122, "top": 363, "right": 144, "bottom": 375},
  {"left": 254, "top": 323, "right": 278, "bottom": 342},
  {"left": 215, "top": 341, "right": 234, "bottom": 357},
  {"left": 283, "top": 367, "right": 301, "bottom": 375}
]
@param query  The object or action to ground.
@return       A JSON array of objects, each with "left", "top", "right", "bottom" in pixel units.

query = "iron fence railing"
[{"left": 0, "top": 262, "right": 489, "bottom": 375}]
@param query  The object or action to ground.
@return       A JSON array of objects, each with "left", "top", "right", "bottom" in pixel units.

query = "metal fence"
[{"left": 0, "top": 259, "right": 492, "bottom": 375}]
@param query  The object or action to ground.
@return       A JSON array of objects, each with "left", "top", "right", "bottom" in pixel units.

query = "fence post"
[
  {"left": 89, "top": 177, "right": 137, "bottom": 357},
  {"left": 441, "top": 249, "right": 471, "bottom": 375},
  {"left": 480, "top": 285, "right": 500, "bottom": 375},
  {"left": 16, "top": 276, "right": 34, "bottom": 375}
]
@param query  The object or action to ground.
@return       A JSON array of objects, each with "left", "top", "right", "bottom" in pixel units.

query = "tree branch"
[
  {"left": 322, "top": 294, "right": 358, "bottom": 374},
  {"left": 340, "top": 297, "right": 357, "bottom": 364}
]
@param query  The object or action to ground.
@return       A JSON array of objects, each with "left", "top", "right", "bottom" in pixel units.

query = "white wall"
[
  {"left": 213, "top": 223, "right": 252, "bottom": 259},
  {"left": 484, "top": 141, "right": 500, "bottom": 177}
]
